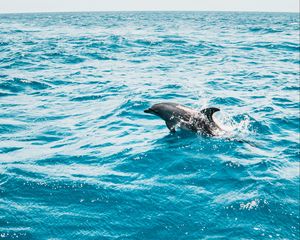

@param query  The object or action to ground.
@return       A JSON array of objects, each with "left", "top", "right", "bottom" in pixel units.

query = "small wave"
[
  {"left": 282, "top": 85, "right": 300, "bottom": 91},
  {"left": 0, "top": 147, "right": 22, "bottom": 154},
  {"left": 249, "top": 27, "right": 282, "bottom": 33},
  {"left": 0, "top": 92, "right": 16, "bottom": 97},
  {"left": 134, "top": 39, "right": 161, "bottom": 46},
  {"left": 64, "top": 55, "right": 86, "bottom": 64},
  {"left": 162, "top": 38, "right": 188, "bottom": 45},
  {"left": 70, "top": 94, "right": 110, "bottom": 102},
  {"left": 0, "top": 41, "right": 9, "bottom": 47},
  {"left": 84, "top": 52, "right": 114, "bottom": 61},
  {"left": 252, "top": 41, "right": 300, "bottom": 52},
  {"left": 0, "top": 123, "right": 27, "bottom": 134},
  {"left": 0, "top": 77, "right": 50, "bottom": 93},
  {"left": 212, "top": 97, "right": 245, "bottom": 106}
]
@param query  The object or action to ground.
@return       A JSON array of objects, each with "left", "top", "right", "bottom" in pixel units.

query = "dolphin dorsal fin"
[{"left": 200, "top": 107, "right": 220, "bottom": 122}]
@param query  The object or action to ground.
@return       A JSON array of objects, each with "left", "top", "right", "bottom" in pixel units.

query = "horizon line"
[{"left": 0, "top": 10, "right": 299, "bottom": 15}]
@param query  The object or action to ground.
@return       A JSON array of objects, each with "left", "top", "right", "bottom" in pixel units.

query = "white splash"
[
  {"left": 213, "top": 111, "right": 252, "bottom": 138},
  {"left": 240, "top": 199, "right": 259, "bottom": 210}
]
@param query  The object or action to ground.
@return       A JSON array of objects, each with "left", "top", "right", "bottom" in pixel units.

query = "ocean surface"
[{"left": 0, "top": 11, "right": 299, "bottom": 239}]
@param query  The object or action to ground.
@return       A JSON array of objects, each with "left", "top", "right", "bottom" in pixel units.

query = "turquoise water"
[{"left": 0, "top": 11, "right": 299, "bottom": 239}]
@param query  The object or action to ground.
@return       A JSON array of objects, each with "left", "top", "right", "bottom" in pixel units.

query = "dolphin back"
[{"left": 144, "top": 102, "right": 221, "bottom": 136}]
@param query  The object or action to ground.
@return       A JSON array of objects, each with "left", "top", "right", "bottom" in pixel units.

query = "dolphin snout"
[{"left": 144, "top": 108, "right": 153, "bottom": 114}]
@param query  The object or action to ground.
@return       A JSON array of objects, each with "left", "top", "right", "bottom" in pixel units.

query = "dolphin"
[{"left": 144, "top": 102, "right": 223, "bottom": 136}]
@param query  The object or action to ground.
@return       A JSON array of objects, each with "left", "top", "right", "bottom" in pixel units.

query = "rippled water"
[{"left": 0, "top": 12, "right": 299, "bottom": 239}]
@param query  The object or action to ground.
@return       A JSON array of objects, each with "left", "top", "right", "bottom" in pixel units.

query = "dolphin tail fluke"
[{"left": 200, "top": 107, "right": 220, "bottom": 122}]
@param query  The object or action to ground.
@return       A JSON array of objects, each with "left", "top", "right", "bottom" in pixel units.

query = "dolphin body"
[{"left": 144, "top": 102, "right": 222, "bottom": 136}]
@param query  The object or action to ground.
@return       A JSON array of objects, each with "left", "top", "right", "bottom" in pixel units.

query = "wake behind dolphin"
[{"left": 144, "top": 102, "right": 224, "bottom": 136}]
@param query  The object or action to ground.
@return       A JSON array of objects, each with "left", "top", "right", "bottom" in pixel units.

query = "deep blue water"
[{"left": 0, "top": 11, "right": 299, "bottom": 239}]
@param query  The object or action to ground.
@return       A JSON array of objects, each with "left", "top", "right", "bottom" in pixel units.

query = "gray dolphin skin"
[{"left": 144, "top": 102, "right": 221, "bottom": 136}]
